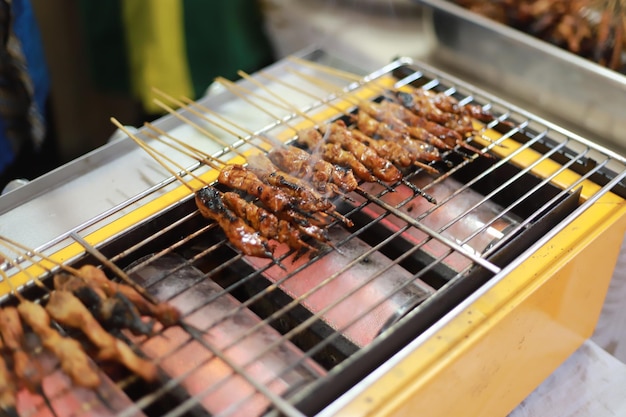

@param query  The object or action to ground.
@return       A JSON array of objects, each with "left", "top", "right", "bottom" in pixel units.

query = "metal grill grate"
[{"left": 2, "top": 56, "right": 626, "bottom": 417}]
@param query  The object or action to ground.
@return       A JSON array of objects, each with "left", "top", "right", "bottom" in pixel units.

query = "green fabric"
[
  {"left": 77, "top": 0, "right": 130, "bottom": 94},
  {"left": 77, "top": 0, "right": 275, "bottom": 110},
  {"left": 182, "top": 0, "right": 275, "bottom": 97}
]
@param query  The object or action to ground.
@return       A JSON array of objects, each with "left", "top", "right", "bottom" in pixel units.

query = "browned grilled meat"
[
  {"left": 358, "top": 101, "right": 452, "bottom": 150},
  {"left": 218, "top": 164, "right": 301, "bottom": 213},
  {"left": 45, "top": 290, "right": 158, "bottom": 382},
  {"left": 349, "top": 122, "right": 441, "bottom": 171},
  {"left": 54, "top": 272, "right": 155, "bottom": 336},
  {"left": 17, "top": 299, "right": 100, "bottom": 388},
  {"left": 319, "top": 121, "right": 402, "bottom": 183},
  {"left": 373, "top": 100, "right": 462, "bottom": 144},
  {"left": 77, "top": 265, "right": 181, "bottom": 328},
  {"left": 195, "top": 186, "right": 274, "bottom": 259},
  {"left": 297, "top": 127, "right": 378, "bottom": 183},
  {"left": 221, "top": 190, "right": 317, "bottom": 252},
  {"left": 246, "top": 154, "right": 334, "bottom": 213},
  {"left": 0, "top": 306, "right": 44, "bottom": 393},
  {"left": 267, "top": 146, "right": 358, "bottom": 194}
]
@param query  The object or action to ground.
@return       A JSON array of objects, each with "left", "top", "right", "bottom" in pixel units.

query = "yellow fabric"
[{"left": 121, "top": 0, "right": 193, "bottom": 113}]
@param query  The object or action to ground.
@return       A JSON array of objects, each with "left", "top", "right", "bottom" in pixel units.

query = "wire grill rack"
[{"left": 2, "top": 55, "right": 626, "bottom": 417}]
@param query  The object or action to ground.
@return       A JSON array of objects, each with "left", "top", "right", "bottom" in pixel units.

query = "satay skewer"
[
  {"left": 285, "top": 67, "right": 467, "bottom": 150},
  {"left": 123, "top": 124, "right": 334, "bottom": 255},
  {"left": 140, "top": 121, "right": 342, "bottom": 231},
  {"left": 145, "top": 98, "right": 353, "bottom": 228},
  {"left": 288, "top": 55, "right": 498, "bottom": 126},
  {"left": 2, "top": 244, "right": 158, "bottom": 384},
  {"left": 0, "top": 233, "right": 160, "bottom": 310},
  {"left": 0, "top": 236, "right": 180, "bottom": 328},
  {"left": 142, "top": 122, "right": 335, "bottom": 214},
  {"left": 255, "top": 70, "right": 441, "bottom": 175},
  {"left": 214, "top": 76, "right": 399, "bottom": 190},
  {"left": 112, "top": 118, "right": 277, "bottom": 260},
  {"left": 285, "top": 62, "right": 501, "bottom": 153},
  {"left": 0, "top": 258, "right": 99, "bottom": 403},
  {"left": 220, "top": 74, "right": 437, "bottom": 203},
  {"left": 151, "top": 89, "right": 358, "bottom": 201},
  {"left": 0, "top": 247, "right": 160, "bottom": 386}
]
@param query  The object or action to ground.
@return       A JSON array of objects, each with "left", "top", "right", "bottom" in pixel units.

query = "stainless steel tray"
[{"left": 414, "top": 0, "right": 626, "bottom": 155}]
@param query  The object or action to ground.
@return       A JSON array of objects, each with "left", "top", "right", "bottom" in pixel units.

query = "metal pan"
[{"left": 413, "top": 0, "right": 626, "bottom": 155}]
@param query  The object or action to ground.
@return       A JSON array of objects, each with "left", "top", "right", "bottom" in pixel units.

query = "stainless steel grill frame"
[{"left": 2, "top": 54, "right": 626, "bottom": 417}]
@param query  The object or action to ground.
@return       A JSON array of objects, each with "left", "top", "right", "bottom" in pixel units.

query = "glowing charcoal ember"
[
  {"left": 246, "top": 227, "right": 436, "bottom": 347},
  {"left": 131, "top": 257, "right": 325, "bottom": 417},
  {"left": 16, "top": 368, "right": 143, "bottom": 417}
]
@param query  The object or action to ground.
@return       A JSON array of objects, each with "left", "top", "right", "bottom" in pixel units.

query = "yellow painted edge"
[
  {"left": 335, "top": 193, "right": 626, "bottom": 416},
  {"left": 122, "top": 1, "right": 193, "bottom": 113}
]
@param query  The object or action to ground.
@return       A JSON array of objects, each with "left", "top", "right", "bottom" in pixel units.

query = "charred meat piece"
[
  {"left": 54, "top": 272, "right": 155, "bottom": 336},
  {"left": 77, "top": 265, "right": 181, "bottom": 328},
  {"left": 267, "top": 146, "right": 358, "bottom": 194},
  {"left": 45, "top": 290, "right": 158, "bottom": 382},
  {"left": 221, "top": 190, "right": 317, "bottom": 252},
  {"left": 319, "top": 121, "right": 403, "bottom": 183},
  {"left": 195, "top": 185, "right": 274, "bottom": 259},
  {"left": 17, "top": 300, "right": 100, "bottom": 389},
  {"left": 246, "top": 154, "right": 335, "bottom": 213},
  {"left": 297, "top": 127, "right": 377, "bottom": 183}
]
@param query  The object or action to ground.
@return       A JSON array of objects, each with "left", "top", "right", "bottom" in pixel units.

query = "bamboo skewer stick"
[
  {"left": 150, "top": 91, "right": 357, "bottom": 205},
  {"left": 111, "top": 118, "right": 209, "bottom": 193},
  {"left": 152, "top": 88, "right": 289, "bottom": 155},
  {"left": 151, "top": 99, "right": 255, "bottom": 160}
]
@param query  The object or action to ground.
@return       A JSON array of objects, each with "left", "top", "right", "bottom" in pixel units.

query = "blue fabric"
[{"left": 0, "top": 0, "right": 49, "bottom": 173}]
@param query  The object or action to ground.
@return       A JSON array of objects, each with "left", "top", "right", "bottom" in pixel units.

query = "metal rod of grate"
[{"left": 4, "top": 57, "right": 626, "bottom": 417}]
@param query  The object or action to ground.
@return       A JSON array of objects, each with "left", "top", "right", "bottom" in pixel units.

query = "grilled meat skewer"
[
  {"left": 396, "top": 88, "right": 494, "bottom": 124},
  {"left": 267, "top": 145, "right": 358, "bottom": 195},
  {"left": 221, "top": 190, "right": 317, "bottom": 253},
  {"left": 218, "top": 164, "right": 305, "bottom": 213},
  {"left": 54, "top": 272, "right": 155, "bottom": 336},
  {"left": 246, "top": 153, "right": 354, "bottom": 227},
  {"left": 297, "top": 128, "right": 378, "bottom": 183},
  {"left": 348, "top": 123, "right": 440, "bottom": 175},
  {"left": 366, "top": 100, "right": 462, "bottom": 144},
  {"left": 0, "top": 307, "right": 45, "bottom": 393},
  {"left": 195, "top": 186, "right": 274, "bottom": 259},
  {"left": 45, "top": 290, "right": 158, "bottom": 382},
  {"left": 355, "top": 111, "right": 442, "bottom": 163},
  {"left": 358, "top": 101, "right": 452, "bottom": 150},
  {"left": 246, "top": 154, "right": 335, "bottom": 213},
  {"left": 319, "top": 120, "right": 403, "bottom": 183},
  {"left": 17, "top": 299, "right": 101, "bottom": 389},
  {"left": 77, "top": 265, "right": 181, "bottom": 328}
]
